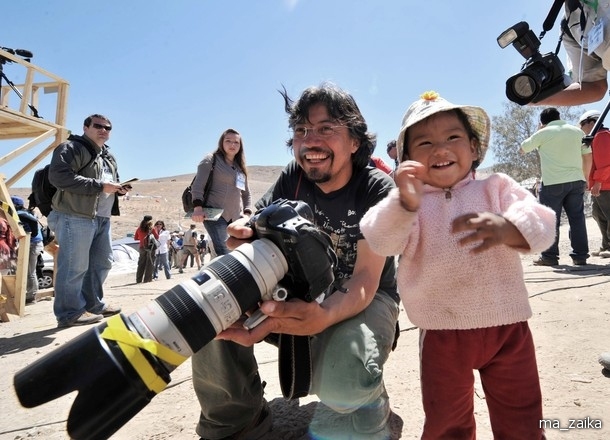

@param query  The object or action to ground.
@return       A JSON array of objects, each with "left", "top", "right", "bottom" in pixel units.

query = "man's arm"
[
  {"left": 535, "top": 78, "right": 608, "bottom": 106},
  {"left": 216, "top": 238, "right": 386, "bottom": 345},
  {"left": 582, "top": 152, "right": 593, "bottom": 183}
]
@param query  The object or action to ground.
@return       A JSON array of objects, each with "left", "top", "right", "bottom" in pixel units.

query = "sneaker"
[
  {"left": 572, "top": 258, "right": 587, "bottom": 266},
  {"left": 199, "top": 400, "right": 272, "bottom": 440},
  {"left": 352, "top": 389, "right": 391, "bottom": 435},
  {"left": 600, "top": 250, "right": 610, "bottom": 258},
  {"left": 600, "top": 352, "right": 610, "bottom": 370},
  {"left": 179, "top": 268, "right": 184, "bottom": 274},
  {"left": 591, "top": 249, "right": 603, "bottom": 256},
  {"left": 533, "top": 257, "right": 558, "bottom": 266},
  {"left": 58, "top": 312, "right": 103, "bottom": 328},
  {"left": 100, "top": 304, "right": 122, "bottom": 317},
  {"left": 25, "top": 295, "right": 37, "bottom": 304}
]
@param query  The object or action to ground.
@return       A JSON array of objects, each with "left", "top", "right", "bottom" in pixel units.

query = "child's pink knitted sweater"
[{"left": 360, "top": 173, "right": 556, "bottom": 330}]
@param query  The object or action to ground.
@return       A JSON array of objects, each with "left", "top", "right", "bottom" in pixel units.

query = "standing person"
[
  {"left": 520, "top": 107, "right": 591, "bottom": 266},
  {"left": 169, "top": 232, "right": 182, "bottom": 268},
  {"left": 196, "top": 233, "right": 208, "bottom": 264},
  {"left": 11, "top": 196, "right": 43, "bottom": 304},
  {"left": 178, "top": 224, "right": 200, "bottom": 272},
  {"left": 191, "top": 83, "right": 399, "bottom": 440},
  {"left": 361, "top": 91, "right": 555, "bottom": 439},
  {"left": 190, "top": 128, "right": 253, "bottom": 256},
  {"left": 47, "top": 114, "right": 126, "bottom": 328},
  {"left": 386, "top": 139, "right": 398, "bottom": 170},
  {"left": 579, "top": 110, "right": 610, "bottom": 258},
  {"left": 134, "top": 215, "right": 158, "bottom": 283},
  {"left": 0, "top": 217, "right": 16, "bottom": 273},
  {"left": 537, "top": 1, "right": 610, "bottom": 106},
  {"left": 153, "top": 220, "right": 172, "bottom": 279}
]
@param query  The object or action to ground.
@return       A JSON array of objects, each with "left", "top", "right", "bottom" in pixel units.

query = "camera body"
[
  {"left": 498, "top": 21, "right": 571, "bottom": 105},
  {"left": 250, "top": 199, "right": 337, "bottom": 303},
  {"left": 14, "top": 199, "right": 337, "bottom": 440}
]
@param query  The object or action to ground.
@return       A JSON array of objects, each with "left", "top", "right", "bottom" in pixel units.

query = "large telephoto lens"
[
  {"left": 128, "top": 237, "right": 288, "bottom": 358},
  {"left": 14, "top": 238, "right": 288, "bottom": 440},
  {"left": 14, "top": 199, "right": 337, "bottom": 440}
]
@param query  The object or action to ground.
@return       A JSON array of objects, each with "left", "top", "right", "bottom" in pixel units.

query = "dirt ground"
[{"left": 1, "top": 170, "right": 610, "bottom": 440}]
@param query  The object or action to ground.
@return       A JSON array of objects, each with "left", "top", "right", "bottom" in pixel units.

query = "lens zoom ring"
[
  {"left": 155, "top": 285, "right": 217, "bottom": 352},
  {"left": 207, "top": 254, "right": 261, "bottom": 311}
]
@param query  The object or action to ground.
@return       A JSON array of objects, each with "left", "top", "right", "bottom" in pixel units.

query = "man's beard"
[
  {"left": 304, "top": 168, "right": 332, "bottom": 183},
  {"left": 299, "top": 148, "right": 333, "bottom": 183}
]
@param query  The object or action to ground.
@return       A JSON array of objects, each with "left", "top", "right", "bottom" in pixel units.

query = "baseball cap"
[
  {"left": 578, "top": 109, "right": 601, "bottom": 125},
  {"left": 11, "top": 195, "right": 25, "bottom": 208},
  {"left": 396, "top": 91, "right": 490, "bottom": 168}
]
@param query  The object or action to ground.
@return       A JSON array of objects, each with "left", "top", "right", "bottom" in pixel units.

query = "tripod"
[{"left": 0, "top": 57, "right": 41, "bottom": 118}]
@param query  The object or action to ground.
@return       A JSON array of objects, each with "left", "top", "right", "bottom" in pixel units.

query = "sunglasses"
[{"left": 92, "top": 123, "right": 112, "bottom": 131}]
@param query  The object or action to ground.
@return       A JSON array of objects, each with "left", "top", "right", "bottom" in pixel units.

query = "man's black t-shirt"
[{"left": 256, "top": 160, "right": 399, "bottom": 303}]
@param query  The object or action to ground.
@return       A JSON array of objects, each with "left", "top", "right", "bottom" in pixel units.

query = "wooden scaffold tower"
[{"left": 0, "top": 46, "right": 69, "bottom": 321}]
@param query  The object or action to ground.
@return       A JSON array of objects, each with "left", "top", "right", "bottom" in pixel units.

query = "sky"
[{"left": 2, "top": 1, "right": 569, "bottom": 187}]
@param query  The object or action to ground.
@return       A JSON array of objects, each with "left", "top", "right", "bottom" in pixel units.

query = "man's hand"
[
  {"left": 452, "top": 212, "right": 528, "bottom": 253},
  {"left": 591, "top": 181, "right": 602, "bottom": 197},
  {"left": 103, "top": 182, "right": 124, "bottom": 194},
  {"left": 215, "top": 298, "right": 329, "bottom": 346},
  {"left": 394, "top": 160, "right": 425, "bottom": 212}
]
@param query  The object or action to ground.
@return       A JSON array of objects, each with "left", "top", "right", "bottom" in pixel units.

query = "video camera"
[
  {"left": 497, "top": 21, "right": 571, "bottom": 105},
  {"left": 14, "top": 199, "right": 337, "bottom": 440},
  {"left": 0, "top": 46, "right": 33, "bottom": 64}
]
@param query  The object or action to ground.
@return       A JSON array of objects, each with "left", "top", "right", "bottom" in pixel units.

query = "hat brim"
[{"left": 396, "top": 98, "right": 490, "bottom": 168}]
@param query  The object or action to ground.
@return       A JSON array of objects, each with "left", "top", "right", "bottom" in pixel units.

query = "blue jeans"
[
  {"left": 47, "top": 211, "right": 113, "bottom": 325},
  {"left": 27, "top": 241, "right": 43, "bottom": 297},
  {"left": 591, "top": 191, "right": 610, "bottom": 251},
  {"left": 204, "top": 217, "right": 230, "bottom": 256},
  {"left": 538, "top": 180, "right": 589, "bottom": 261},
  {"left": 155, "top": 252, "right": 171, "bottom": 279}
]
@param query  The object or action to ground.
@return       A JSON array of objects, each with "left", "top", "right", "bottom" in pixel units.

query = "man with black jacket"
[{"left": 47, "top": 114, "right": 128, "bottom": 328}]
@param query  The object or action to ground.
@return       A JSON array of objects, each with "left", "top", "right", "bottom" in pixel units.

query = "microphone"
[{"left": 15, "top": 49, "right": 33, "bottom": 58}]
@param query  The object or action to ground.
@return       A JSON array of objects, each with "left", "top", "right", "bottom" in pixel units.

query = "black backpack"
[
  {"left": 182, "top": 154, "right": 216, "bottom": 213},
  {"left": 28, "top": 136, "right": 98, "bottom": 217}
]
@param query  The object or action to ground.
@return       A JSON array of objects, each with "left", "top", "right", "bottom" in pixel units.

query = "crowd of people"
[{"left": 4, "top": 7, "right": 610, "bottom": 432}]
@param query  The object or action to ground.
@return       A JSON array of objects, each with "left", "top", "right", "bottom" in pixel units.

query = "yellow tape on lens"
[{"left": 101, "top": 315, "right": 187, "bottom": 394}]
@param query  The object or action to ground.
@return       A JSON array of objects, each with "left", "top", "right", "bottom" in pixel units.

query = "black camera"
[
  {"left": 14, "top": 199, "right": 336, "bottom": 440},
  {"left": 0, "top": 46, "right": 33, "bottom": 64},
  {"left": 497, "top": 21, "right": 571, "bottom": 105}
]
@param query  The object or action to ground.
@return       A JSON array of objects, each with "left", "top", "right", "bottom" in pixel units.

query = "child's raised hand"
[
  {"left": 451, "top": 212, "right": 528, "bottom": 253},
  {"left": 395, "top": 160, "right": 425, "bottom": 212}
]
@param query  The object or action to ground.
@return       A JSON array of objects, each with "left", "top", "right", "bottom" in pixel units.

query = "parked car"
[
  {"left": 36, "top": 241, "right": 140, "bottom": 289},
  {"left": 37, "top": 250, "right": 54, "bottom": 289}
]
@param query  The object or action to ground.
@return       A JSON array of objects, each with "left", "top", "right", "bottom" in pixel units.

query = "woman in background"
[
  {"left": 153, "top": 220, "right": 171, "bottom": 280},
  {"left": 190, "top": 128, "right": 252, "bottom": 256},
  {"left": 134, "top": 215, "right": 158, "bottom": 283}
]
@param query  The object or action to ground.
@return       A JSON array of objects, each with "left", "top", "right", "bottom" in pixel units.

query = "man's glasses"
[
  {"left": 292, "top": 125, "right": 345, "bottom": 139},
  {"left": 92, "top": 123, "right": 112, "bottom": 131}
]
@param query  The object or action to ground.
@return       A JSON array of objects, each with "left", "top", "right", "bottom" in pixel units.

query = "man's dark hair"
[
  {"left": 83, "top": 114, "right": 111, "bottom": 127},
  {"left": 280, "top": 82, "right": 375, "bottom": 170},
  {"left": 540, "top": 108, "right": 560, "bottom": 125},
  {"left": 386, "top": 140, "right": 396, "bottom": 153}
]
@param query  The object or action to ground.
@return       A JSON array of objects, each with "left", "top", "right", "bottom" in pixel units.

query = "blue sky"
[{"left": 3, "top": 1, "right": 562, "bottom": 187}]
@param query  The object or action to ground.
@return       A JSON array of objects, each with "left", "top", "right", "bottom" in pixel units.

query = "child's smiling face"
[{"left": 405, "top": 110, "right": 479, "bottom": 189}]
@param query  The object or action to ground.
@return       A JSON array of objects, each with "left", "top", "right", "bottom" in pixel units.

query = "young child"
[{"left": 360, "top": 91, "right": 555, "bottom": 439}]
